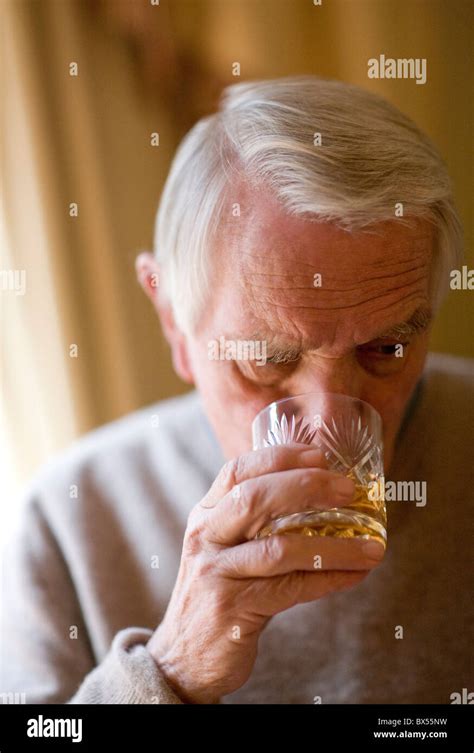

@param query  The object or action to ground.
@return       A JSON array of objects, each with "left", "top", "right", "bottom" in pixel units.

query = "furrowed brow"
[{"left": 228, "top": 306, "right": 432, "bottom": 362}]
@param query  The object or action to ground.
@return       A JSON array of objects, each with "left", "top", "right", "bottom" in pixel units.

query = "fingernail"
[
  {"left": 362, "top": 541, "right": 385, "bottom": 561},
  {"left": 331, "top": 476, "right": 355, "bottom": 498}
]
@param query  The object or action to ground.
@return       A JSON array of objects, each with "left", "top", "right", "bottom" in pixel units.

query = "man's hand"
[{"left": 147, "top": 444, "right": 385, "bottom": 703}]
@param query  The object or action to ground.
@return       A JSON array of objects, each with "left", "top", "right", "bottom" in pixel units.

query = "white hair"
[{"left": 154, "top": 76, "right": 462, "bottom": 334}]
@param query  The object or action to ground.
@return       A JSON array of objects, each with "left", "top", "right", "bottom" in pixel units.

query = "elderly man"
[{"left": 2, "top": 77, "right": 473, "bottom": 705}]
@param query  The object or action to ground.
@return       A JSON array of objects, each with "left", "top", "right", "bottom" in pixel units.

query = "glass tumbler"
[{"left": 251, "top": 392, "right": 387, "bottom": 547}]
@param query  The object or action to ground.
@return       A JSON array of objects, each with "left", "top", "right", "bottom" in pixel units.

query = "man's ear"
[{"left": 135, "top": 252, "right": 194, "bottom": 384}]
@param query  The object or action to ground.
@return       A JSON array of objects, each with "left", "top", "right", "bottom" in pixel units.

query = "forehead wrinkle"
[
  {"left": 237, "top": 249, "right": 431, "bottom": 293},
  {"left": 232, "top": 237, "right": 432, "bottom": 311},
  {"left": 242, "top": 265, "right": 429, "bottom": 313},
  {"left": 237, "top": 258, "right": 316, "bottom": 286},
  {"left": 244, "top": 285, "right": 427, "bottom": 312},
  {"left": 239, "top": 253, "right": 430, "bottom": 302},
  {"left": 244, "top": 268, "right": 427, "bottom": 294},
  {"left": 329, "top": 258, "right": 431, "bottom": 287},
  {"left": 241, "top": 248, "right": 430, "bottom": 269},
  {"left": 242, "top": 253, "right": 430, "bottom": 282}
]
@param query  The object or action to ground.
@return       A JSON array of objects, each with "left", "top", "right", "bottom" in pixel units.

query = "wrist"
[{"left": 147, "top": 633, "right": 220, "bottom": 705}]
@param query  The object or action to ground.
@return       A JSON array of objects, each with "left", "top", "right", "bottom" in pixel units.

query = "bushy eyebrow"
[
  {"left": 222, "top": 332, "right": 301, "bottom": 363},
  {"left": 226, "top": 306, "right": 433, "bottom": 363},
  {"left": 373, "top": 306, "right": 433, "bottom": 340}
]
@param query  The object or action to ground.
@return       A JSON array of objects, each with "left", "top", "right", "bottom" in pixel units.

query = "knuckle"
[
  {"left": 193, "top": 551, "right": 217, "bottom": 579},
  {"left": 220, "top": 458, "right": 237, "bottom": 486},
  {"left": 220, "top": 455, "right": 245, "bottom": 487},
  {"left": 182, "top": 521, "right": 203, "bottom": 557},
  {"left": 263, "top": 533, "right": 287, "bottom": 565},
  {"left": 230, "top": 478, "right": 254, "bottom": 518}
]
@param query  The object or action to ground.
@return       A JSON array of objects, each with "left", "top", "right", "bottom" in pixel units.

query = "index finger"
[{"left": 201, "top": 443, "right": 327, "bottom": 509}]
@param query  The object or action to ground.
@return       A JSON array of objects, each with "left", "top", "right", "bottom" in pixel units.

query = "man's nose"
[{"left": 288, "top": 354, "right": 362, "bottom": 398}]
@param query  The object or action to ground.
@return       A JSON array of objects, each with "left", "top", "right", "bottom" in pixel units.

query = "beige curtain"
[
  {"left": 2, "top": 0, "right": 472, "bottom": 496},
  {"left": 2, "top": 0, "right": 187, "bottom": 493}
]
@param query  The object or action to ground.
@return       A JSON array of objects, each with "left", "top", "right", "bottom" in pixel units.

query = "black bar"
[{"left": 0, "top": 703, "right": 472, "bottom": 750}]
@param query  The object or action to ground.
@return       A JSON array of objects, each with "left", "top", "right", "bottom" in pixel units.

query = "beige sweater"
[{"left": 1, "top": 352, "right": 473, "bottom": 704}]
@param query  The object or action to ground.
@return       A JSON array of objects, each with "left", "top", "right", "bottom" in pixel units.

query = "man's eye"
[
  {"left": 358, "top": 341, "right": 409, "bottom": 357},
  {"left": 373, "top": 343, "right": 407, "bottom": 356},
  {"left": 356, "top": 340, "right": 411, "bottom": 376}
]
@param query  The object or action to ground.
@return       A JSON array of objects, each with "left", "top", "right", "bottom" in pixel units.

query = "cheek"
[
  {"left": 190, "top": 356, "right": 282, "bottom": 457},
  {"left": 362, "top": 340, "right": 429, "bottom": 448},
  {"left": 359, "top": 382, "right": 413, "bottom": 473}
]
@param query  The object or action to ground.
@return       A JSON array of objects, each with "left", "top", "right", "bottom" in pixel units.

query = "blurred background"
[{"left": 1, "top": 0, "right": 473, "bottom": 509}]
